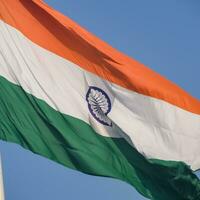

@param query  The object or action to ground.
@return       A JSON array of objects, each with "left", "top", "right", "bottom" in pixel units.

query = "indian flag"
[{"left": 0, "top": 1, "right": 200, "bottom": 199}]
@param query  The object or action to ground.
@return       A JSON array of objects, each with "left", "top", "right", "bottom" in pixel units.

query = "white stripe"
[{"left": 0, "top": 20, "right": 200, "bottom": 170}]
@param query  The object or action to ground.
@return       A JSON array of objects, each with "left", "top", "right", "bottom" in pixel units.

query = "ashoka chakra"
[{"left": 86, "top": 86, "right": 112, "bottom": 126}]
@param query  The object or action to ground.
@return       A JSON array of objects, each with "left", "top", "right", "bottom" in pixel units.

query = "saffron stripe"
[{"left": 0, "top": 0, "right": 199, "bottom": 114}]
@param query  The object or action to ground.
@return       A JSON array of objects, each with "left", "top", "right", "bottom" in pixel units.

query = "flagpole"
[{"left": 0, "top": 155, "right": 5, "bottom": 200}]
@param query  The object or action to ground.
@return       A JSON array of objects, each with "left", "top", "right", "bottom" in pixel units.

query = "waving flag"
[{"left": 0, "top": 0, "right": 200, "bottom": 199}]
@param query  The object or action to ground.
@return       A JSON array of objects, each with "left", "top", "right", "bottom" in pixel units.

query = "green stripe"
[{"left": 0, "top": 76, "right": 200, "bottom": 200}]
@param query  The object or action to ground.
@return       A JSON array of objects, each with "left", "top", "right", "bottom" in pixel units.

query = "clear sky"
[{"left": 0, "top": 0, "right": 200, "bottom": 199}]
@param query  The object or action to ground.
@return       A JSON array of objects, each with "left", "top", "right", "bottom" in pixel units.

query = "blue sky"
[{"left": 0, "top": 0, "right": 200, "bottom": 199}]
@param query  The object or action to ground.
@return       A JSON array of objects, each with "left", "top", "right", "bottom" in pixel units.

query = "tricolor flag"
[{"left": 0, "top": 1, "right": 200, "bottom": 199}]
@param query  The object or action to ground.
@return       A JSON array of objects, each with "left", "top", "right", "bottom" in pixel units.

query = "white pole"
[{"left": 0, "top": 155, "right": 5, "bottom": 200}]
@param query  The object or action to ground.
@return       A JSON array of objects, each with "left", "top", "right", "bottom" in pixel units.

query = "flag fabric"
[{"left": 0, "top": 1, "right": 200, "bottom": 199}]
